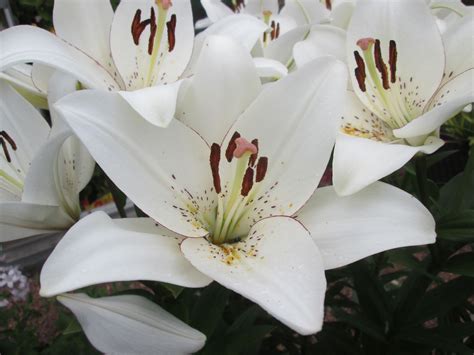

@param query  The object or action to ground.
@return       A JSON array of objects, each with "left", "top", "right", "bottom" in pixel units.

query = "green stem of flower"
[{"left": 415, "top": 156, "right": 429, "bottom": 209}]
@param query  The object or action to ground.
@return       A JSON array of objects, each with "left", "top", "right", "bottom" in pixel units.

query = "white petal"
[
  {"left": 440, "top": 13, "right": 474, "bottom": 87},
  {"left": 280, "top": 0, "right": 329, "bottom": 26},
  {"left": 110, "top": 0, "right": 194, "bottom": 90},
  {"left": 347, "top": 0, "right": 445, "bottom": 112},
  {"left": 31, "top": 63, "right": 55, "bottom": 94},
  {"left": 0, "top": 202, "right": 73, "bottom": 242},
  {"left": 53, "top": 0, "right": 119, "bottom": 82},
  {"left": 333, "top": 133, "right": 444, "bottom": 196},
  {"left": 253, "top": 57, "right": 288, "bottom": 78},
  {"left": 244, "top": 0, "right": 280, "bottom": 17},
  {"left": 330, "top": 1, "right": 355, "bottom": 29},
  {"left": 201, "top": 0, "right": 233, "bottom": 22},
  {"left": 55, "top": 90, "right": 213, "bottom": 238},
  {"left": 394, "top": 69, "right": 474, "bottom": 139},
  {"left": 184, "top": 14, "right": 267, "bottom": 77},
  {"left": 181, "top": 216, "right": 326, "bottom": 335},
  {"left": 195, "top": 17, "right": 213, "bottom": 30},
  {"left": 222, "top": 57, "right": 347, "bottom": 234},
  {"left": 40, "top": 212, "right": 211, "bottom": 297},
  {"left": 57, "top": 293, "right": 206, "bottom": 354},
  {"left": 264, "top": 25, "right": 310, "bottom": 66},
  {"left": 0, "top": 26, "right": 119, "bottom": 90},
  {"left": 177, "top": 35, "right": 261, "bottom": 145},
  {"left": 118, "top": 80, "right": 184, "bottom": 128},
  {"left": 293, "top": 25, "right": 346, "bottom": 68},
  {"left": 296, "top": 182, "right": 436, "bottom": 269}
]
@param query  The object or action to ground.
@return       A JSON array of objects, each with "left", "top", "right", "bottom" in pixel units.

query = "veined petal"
[
  {"left": 55, "top": 90, "right": 213, "bottom": 238},
  {"left": 40, "top": 212, "right": 211, "bottom": 297},
  {"left": 293, "top": 25, "right": 346, "bottom": 68},
  {"left": 184, "top": 14, "right": 267, "bottom": 77},
  {"left": 118, "top": 80, "right": 184, "bottom": 128},
  {"left": 253, "top": 57, "right": 288, "bottom": 78},
  {"left": 53, "top": 0, "right": 120, "bottom": 82},
  {"left": 201, "top": 0, "right": 233, "bottom": 22},
  {"left": 110, "top": 0, "right": 194, "bottom": 90},
  {"left": 0, "top": 202, "right": 73, "bottom": 242},
  {"left": 347, "top": 0, "right": 444, "bottom": 116},
  {"left": 439, "top": 13, "right": 474, "bottom": 87},
  {"left": 223, "top": 57, "right": 347, "bottom": 235},
  {"left": 57, "top": 293, "right": 206, "bottom": 354},
  {"left": 394, "top": 69, "right": 474, "bottom": 139},
  {"left": 296, "top": 182, "right": 436, "bottom": 269},
  {"left": 181, "top": 216, "right": 326, "bottom": 335},
  {"left": 333, "top": 133, "right": 444, "bottom": 196},
  {"left": 0, "top": 26, "right": 119, "bottom": 90},
  {"left": 177, "top": 36, "right": 261, "bottom": 145}
]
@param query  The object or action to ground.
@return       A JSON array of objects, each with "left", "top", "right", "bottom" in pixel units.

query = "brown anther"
[
  {"left": 131, "top": 9, "right": 151, "bottom": 46},
  {"left": 275, "top": 23, "right": 280, "bottom": 39},
  {"left": 270, "top": 21, "right": 276, "bottom": 40},
  {"left": 225, "top": 131, "right": 241, "bottom": 162},
  {"left": 1, "top": 138, "right": 11, "bottom": 163},
  {"left": 166, "top": 14, "right": 177, "bottom": 52},
  {"left": 354, "top": 51, "right": 366, "bottom": 92},
  {"left": 256, "top": 157, "right": 268, "bottom": 183},
  {"left": 374, "top": 39, "right": 389, "bottom": 90},
  {"left": 325, "top": 0, "right": 332, "bottom": 10},
  {"left": 1, "top": 131, "right": 17, "bottom": 151},
  {"left": 210, "top": 143, "right": 221, "bottom": 194},
  {"left": 389, "top": 40, "right": 398, "bottom": 84},
  {"left": 249, "top": 139, "right": 259, "bottom": 166},
  {"left": 241, "top": 167, "right": 254, "bottom": 196},
  {"left": 148, "top": 7, "right": 157, "bottom": 55}
]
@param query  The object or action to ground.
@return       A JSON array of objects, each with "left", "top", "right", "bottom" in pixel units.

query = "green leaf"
[
  {"left": 436, "top": 321, "right": 474, "bottom": 339},
  {"left": 227, "top": 305, "right": 261, "bottom": 334},
  {"left": 437, "top": 210, "right": 474, "bottom": 242},
  {"left": 406, "top": 276, "right": 474, "bottom": 324},
  {"left": 396, "top": 327, "right": 473, "bottom": 354},
  {"left": 427, "top": 149, "right": 458, "bottom": 167},
  {"left": 62, "top": 318, "right": 82, "bottom": 335},
  {"left": 190, "top": 282, "right": 230, "bottom": 337},
  {"left": 439, "top": 146, "right": 474, "bottom": 214},
  {"left": 332, "top": 309, "right": 386, "bottom": 342},
  {"left": 160, "top": 282, "right": 184, "bottom": 299},
  {"left": 442, "top": 252, "right": 474, "bottom": 277}
]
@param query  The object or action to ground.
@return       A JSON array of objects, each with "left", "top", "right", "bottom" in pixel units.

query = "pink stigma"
[
  {"left": 233, "top": 137, "right": 258, "bottom": 158},
  {"left": 356, "top": 38, "right": 375, "bottom": 51},
  {"left": 158, "top": 0, "right": 172, "bottom": 10}
]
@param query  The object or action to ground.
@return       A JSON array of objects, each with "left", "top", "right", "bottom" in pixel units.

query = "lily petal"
[
  {"left": 201, "top": 0, "right": 233, "bottom": 22},
  {"left": 0, "top": 202, "right": 73, "bottom": 242},
  {"left": 58, "top": 293, "right": 206, "bottom": 354},
  {"left": 297, "top": 182, "right": 436, "bottom": 269},
  {"left": 53, "top": 0, "right": 119, "bottom": 81},
  {"left": 184, "top": 14, "right": 267, "bottom": 77},
  {"left": 347, "top": 0, "right": 444, "bottom": 115},
  {"left": 177, "top": 35, "right": 261, "bottom": 145},
  {"left": 181, "top": 216, "right": 326, "bottom": 335},
  {"left": 40, "top": 212, "right": 212, "bottom": 297},
  {"left": 118, "top": 80, "right": 184, "bottom": 127},
  {"left": 440, "top": 13, "right": 474, "bottom": 87},
  {"left": 264, "top": 25, "right": 310, "bottom": 66},
  {"left": 280, "top": 0, "right": 329, "bottom": 26},
  {"left": 333, "top": 133, "right": 444, "bottom": 196},
  {"left": 0, "top": 26, "right": 119, "bottom": 90},
  {"left": 55, "top": 90, "right": 213, "bottom": 238},
  {"left": 110, "top": 0, "right": 194, "bottom": 90},
  {"left": 394, "top": 69, "right": 474, "bottom": 139},
  {"left": 223, "top": 57, "right": 347, "bottom": 234},
  {"left": 253, "top": 57, "right": 288, "bottom": 78},
  {"left": 293, "top": 25, "right": 346, "bottom": 68}
]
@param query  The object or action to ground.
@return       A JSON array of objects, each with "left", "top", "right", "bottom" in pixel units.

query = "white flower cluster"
[
  {"left": 0, "top": 265, "right": 30, "bottom": 307},
  {"left": 0, "top": 0, "right": 472, "bottom": 353}
]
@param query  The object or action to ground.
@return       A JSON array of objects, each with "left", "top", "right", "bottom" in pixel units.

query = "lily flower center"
[
  {"left": 208, "top": 132, "right": 268, "bottom": 245},
  {"left": 353, "top": 37, "right": 423, "bottom": 131},
  {"left": 0, "top": 130, "right": 24, "bottom": 197},
  {"left": 131, "top": 1, "right": 177, "bottom": 86}
]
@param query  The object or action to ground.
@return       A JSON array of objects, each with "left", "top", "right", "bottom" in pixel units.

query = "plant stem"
[{"left": 415, "top": 156, "right": 429, "bottom": 208}]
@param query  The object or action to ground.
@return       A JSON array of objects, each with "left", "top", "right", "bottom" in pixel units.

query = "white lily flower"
[
  {"left": 0, "top": 0, "right": 195, "bottom": 127},
  {"left": 330, "top": 0, "right": 474, "bottom": 196},
  {"left": 193, "top": 0, "right": 329, "bottom": 78},
  {"left": 57, "top": 293, "right": 206, "bottom": 354},
  {"left": 0, "top": 78, "right": 94, "bottom": 242},
  {"left": 41, "top": 37, "right": 435, "bottom": 335}
]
